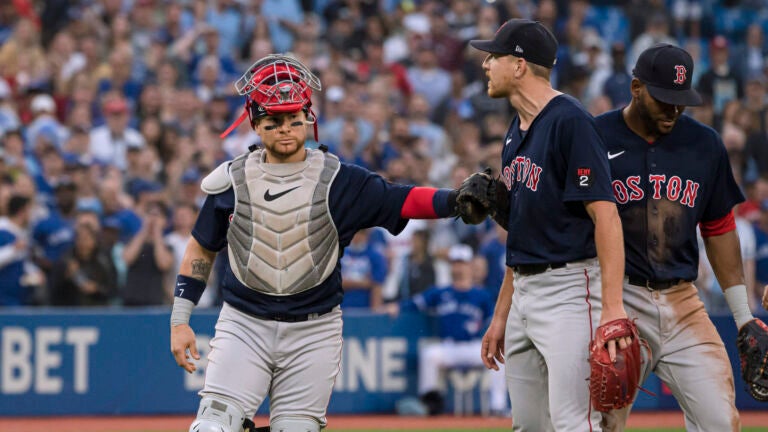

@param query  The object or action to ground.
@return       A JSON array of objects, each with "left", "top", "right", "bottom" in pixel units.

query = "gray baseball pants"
[
  {"left": 505, "top": 258, "right": 604, "bottom": 432},
  {"left": 200, "top": 302, "right": 343, "bottom": 427}
]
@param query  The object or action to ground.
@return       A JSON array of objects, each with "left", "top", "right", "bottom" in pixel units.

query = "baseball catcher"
[
  {"left": 171, "top": 52, "right": 491, "bottom": 432},
  {"left": 455, "top": 168, "right": 509, "bottom": 227},
  {"left": 588, "top": 318, "right": 646, "bottom": 412},
  {"left": 737, "top": 318, "right": 768, "bottom": 401}
]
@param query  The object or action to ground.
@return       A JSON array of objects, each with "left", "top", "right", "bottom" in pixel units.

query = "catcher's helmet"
[{"left": 220, "top": 54, "right": 322, "bottom": 139}]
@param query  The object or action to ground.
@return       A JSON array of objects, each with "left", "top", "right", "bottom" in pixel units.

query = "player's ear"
[
  {"left": 630, "top": 78, "right": 644, "bottom": 98},
  {"left": 515, "top": 58, "right": 525, "bottom": 77}
]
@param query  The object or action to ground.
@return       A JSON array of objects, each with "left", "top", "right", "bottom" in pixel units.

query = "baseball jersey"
[
  {"left": 192, "top": 162, "right": 414, "bottom": 317},
  {"left": 595, "top": 110, "right": 745, "bottom": 282},
  {"left": 401, "top": 285, "right": 495, "bottom": 342},
  {"left": 501, "top": 94, "right": 614, "bottom": 266},
  {"left": 32, "top": 212, "right": 74, "bottom": 262},
  {"left": 0, "top": 218, "right": 28, "bottom": 306},
  {"left": 340, "top": 241, "right": 387, "bottom": 308}
]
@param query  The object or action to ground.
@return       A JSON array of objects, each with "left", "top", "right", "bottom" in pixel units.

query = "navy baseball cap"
[
  {"left": 632, "top": 44, "right": 702, "bottom": 106},
  {"left": 470, "top": 19, "right": 558, "bottom": 68}
]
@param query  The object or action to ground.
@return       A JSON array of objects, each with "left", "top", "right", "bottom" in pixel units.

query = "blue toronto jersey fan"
[
  {"left": 595, "top": 109, "right": 745, "bottom": 282},
  {"left": 501, "top": 94, "right": 615, "bottom": 266},
  {"left": 401, "top": 285, "right": 495, "bottom": 342},
  {"left": 192, "top": 162, "right": 414, "bottom": 317}
]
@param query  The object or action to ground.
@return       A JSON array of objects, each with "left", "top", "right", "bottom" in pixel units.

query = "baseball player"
[
  {"left": 168, "top": 54, "right": 478, "bottom": 432},
  {"left": 467, "top": 19, "right": 631, "bottom": 431},
  {"left": 390, "top": 244, "right": 508, "bottom": 416},
  {"left": 597, "top": 44, "right": 767, "bottom": 431}
]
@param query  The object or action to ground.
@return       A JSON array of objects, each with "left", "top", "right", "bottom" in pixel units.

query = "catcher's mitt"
[
  {"left": 456, "top": 168, "right": 510, "bottom": 226},
  {"left": 736, "top": 318, "right": 768, "bottom": 401},
  {"left": 589, "top": 318, "right": 646, "bottom": 412}
]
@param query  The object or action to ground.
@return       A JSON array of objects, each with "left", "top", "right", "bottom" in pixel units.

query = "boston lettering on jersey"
[
  {"left": 595, "top": 109, "right": 744, "bottom": 282},
  {"left": 501, "top": 156, "right": 543, "bottom": 191},
  {"left": 500, "top": 95, "right": 615, "bottom": 266},
  {"left": 612, "top": 174, "right": 700, "bottom": 207}
]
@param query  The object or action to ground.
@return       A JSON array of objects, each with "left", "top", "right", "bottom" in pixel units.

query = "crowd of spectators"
[{"left": 1, "top": 0, "right": 768, "bottom": 314}]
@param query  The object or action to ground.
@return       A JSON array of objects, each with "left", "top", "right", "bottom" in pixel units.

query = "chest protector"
[{"left": 226, "top": 148, "right": 340, "bottom": 295}]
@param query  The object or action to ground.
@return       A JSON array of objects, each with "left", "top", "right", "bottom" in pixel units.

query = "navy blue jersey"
[
  {"left": 501, "top": 94, "right": 614, "bottom": 266},
  {"left": 401, "top": 285, "right": 495, "bottom": 342},
  {"left": 192, "top": 162, "right": 412, "bottom": 317},
  {"left": 595, "top": 110, "right": 745, "bottom": 282}
]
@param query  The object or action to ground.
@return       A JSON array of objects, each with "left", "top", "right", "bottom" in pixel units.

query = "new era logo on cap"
[{"left": 515, "top": 45, "right": 524, "bottom": 54}]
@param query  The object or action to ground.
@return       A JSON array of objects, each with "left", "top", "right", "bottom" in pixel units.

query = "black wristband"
[
  {"left": 444, "top": 189, "right": 459, "bottom": 217},
  {"left": 174, "top": 275, "right": 206, "bottom": 305}
]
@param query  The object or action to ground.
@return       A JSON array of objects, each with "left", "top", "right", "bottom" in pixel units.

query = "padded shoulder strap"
[{"left": 201, "top": 161, "right": 233, "bottom": 195}]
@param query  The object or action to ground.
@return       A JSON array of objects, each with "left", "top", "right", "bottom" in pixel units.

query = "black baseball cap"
[
  {"left": 632, "top": 44, "right": 702, "bottom": 106},
  {"left": 470, "top": 19, "right": 558, "bottom": 68}
]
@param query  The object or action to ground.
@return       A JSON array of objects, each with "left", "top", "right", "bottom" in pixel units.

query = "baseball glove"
[
  {"left": 736, "top": 318, "right": 768, "bottom": 402},
  {"left": 455, "top": 169, "right": 509, "bottom": 226},
  {"left": 589, "top": 318, "right": 646, "bottom": 412}
]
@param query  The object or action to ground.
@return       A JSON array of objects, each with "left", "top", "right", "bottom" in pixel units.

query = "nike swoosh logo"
[
  {"left": 607, "top": 151, "right": 625, "bottom": 160},
  {"left": 506, "top": 137, "right": 512, "bottom": 145},
  {"left": 264, "top": 186, "right": 300, "bottom": 201}
]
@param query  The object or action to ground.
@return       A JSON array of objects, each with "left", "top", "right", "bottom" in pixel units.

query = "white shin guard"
[{"left": 190, "top": 395, "right": 247, "bottom": 432}]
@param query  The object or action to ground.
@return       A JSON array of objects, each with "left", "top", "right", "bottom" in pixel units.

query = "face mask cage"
[
  {"left": 235, "top": 54, "right": 321, "bottom": 97},
  {"left": 220, "top": 55, "right": 323, "bottom": 139}
]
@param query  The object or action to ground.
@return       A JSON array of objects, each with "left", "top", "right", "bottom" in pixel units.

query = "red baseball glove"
[{"left": 589, "top": 318, "right": 646, "bottom": 412}]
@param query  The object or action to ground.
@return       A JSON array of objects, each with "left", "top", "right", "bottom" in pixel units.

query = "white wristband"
[
  {"left": 171, "top": 297, "right": 195, "bottom": 327},
  {"left": 723, "top": 284, "right": 754, "bottom": 328}
]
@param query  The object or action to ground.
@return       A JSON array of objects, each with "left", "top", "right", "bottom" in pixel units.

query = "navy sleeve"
[
  {"left": 701, "top": 136, "right": 746, "bottom": 222},
  {"left": 330, "top": 163, "right": 413, "bottom": 248},
  {"left": 557, "top": 115, "right": 615, "bottom": 203},
  {"left": 191, "top": 191, "right": 233, "bottom": 252}
]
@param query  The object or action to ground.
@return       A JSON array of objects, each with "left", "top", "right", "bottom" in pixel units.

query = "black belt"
[
  {"left": 513, "top": 262, "right": 567, "bottom": 276},
  {"left": 250, "top": 307, "right": 334, "bottom": 322},
  {"left": 627, "top": 276, "right": 686, "bottom": 290}
]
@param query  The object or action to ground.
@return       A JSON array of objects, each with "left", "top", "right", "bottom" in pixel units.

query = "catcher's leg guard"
[
  {"left": 190, "top": 395, "right": 247, "bottom": 432},
  {"left": 270, "top": 415, "right": 321, "bottom": 432}
]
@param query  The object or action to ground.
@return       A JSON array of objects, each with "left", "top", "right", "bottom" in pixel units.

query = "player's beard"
[
  {"left": 265, "top": 136, "right": 305, "bottom": 162},
  {"left": 485, "top": 76, "right": 506, "bottom": 99},
  {"left": 637, "top": 96, "right": 677, "bottom": 138}
]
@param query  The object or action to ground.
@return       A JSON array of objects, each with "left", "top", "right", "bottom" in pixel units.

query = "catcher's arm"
[
  {"left": 170, "top": 237, "right": 216, "bottom": 373},
  {"left": 399, "top": 187, "right": 461, "bottom": 219},
  {"left": 585, "top": 200, "right": 629, "bottom": 360}
]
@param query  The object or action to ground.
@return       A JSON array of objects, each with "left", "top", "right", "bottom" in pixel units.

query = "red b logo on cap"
[{"left": 673, "top": 65, "right": 687, "bottom": 85}]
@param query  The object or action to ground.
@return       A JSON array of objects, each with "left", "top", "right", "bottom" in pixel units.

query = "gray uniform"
[
  {"left": 602, "top": 281, "right": 738, "bottom": 431},
  {"left": 505, "top": 258, "right": 604, "bottom": 432}
]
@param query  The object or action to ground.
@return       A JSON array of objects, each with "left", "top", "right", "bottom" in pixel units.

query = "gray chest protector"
[{"left": 226, "top": 149, "right": 341, "bottom": 295}]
